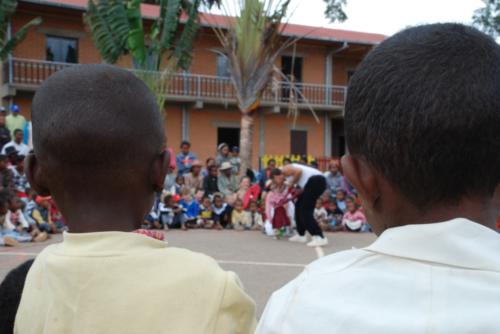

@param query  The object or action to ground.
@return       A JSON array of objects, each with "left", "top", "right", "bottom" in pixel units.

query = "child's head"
[
  {"left": 27, "top": 65, "right": 168, "bottom": 232},
  {"left": 0, "top": 155, "right": 8, "bottom": 170},
  {"left": 234, "top": 199, "right": 243, "bottom": 211},
  {"left": 202, "top": 196, "right": 212, "bottom": 208},
  {"left": 341, "top": 24, "right": 500, "bottom": 234},
  {"left": 209, "top": 165, "right": 218, "bottom": 177},
  {"left": 206, "top": 157, "right": 215, "bottom": 168},
  {"left": 315, "top": 199, "right": 323, "bottom": 209},
  {"left": 270, "top": 168, "right": 284, "bottom": 185},
  {"left": 336, "top": 190, "right": 345, "bottom": 201},
  {"left": 0, "top": 191, "right": 9, "bottom": 215},
  {"left": 249, "top": 200, "right": 258, "bottom": 213},
  {"left": 346, "top": 197, "right": 357, "bottom": 213},
  {"left": 35, "top": 196, "right": 51, "bottom": 209},
  {"left": 240, "top": 177, "right": 250, "bottom": 189},
  {"left": 14, "top": 155, "right": 25, "bottom": 170},
  {"left": 175, "top": 175, "right": 185, "bottom": 185},
  {"left": 213, "top": 194, "right": 224, "bottom": 208},
  {"left": 181, "top": 187, "right": 192, "bottom": 202},
  {"left": 8, "top": 196, "right": 22, "bottom": 211},
  {"left": 164, "top": 195, "right": 175, "bottom": 207},
  {"left": 231, "top": 146, "right": 239, "bottom": 157},
  {"left": 218, "top": 143, "right": 229, "bottom": 155}
]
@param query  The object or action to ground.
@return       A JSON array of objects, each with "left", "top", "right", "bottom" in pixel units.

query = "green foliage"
[
  {"left": 473, "top": 0, "right": 499, "bottom": 38},
  {"left": 0, "top": 0, "right": 42, "bottom": 61},
  {"left": 85, "top": 0, "right": 213, "bottom": 109},
  {"left": 85, "top": 0, "right": 215, "bottom": 71},
  {"left": 323, "top": 0, "right": 347, "bottom": 23}
]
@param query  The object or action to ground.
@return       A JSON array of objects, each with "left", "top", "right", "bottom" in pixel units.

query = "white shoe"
[
  {"left": 289, "top": 234, "right": 307, "bottom": 243},
  {"left": 307, "top": 236, "right": 328, "bottom": 247}
]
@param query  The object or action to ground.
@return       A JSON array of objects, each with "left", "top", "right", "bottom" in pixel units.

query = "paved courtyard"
[{"left": 0, "top": 230, "right": 376, "bottom": 316}]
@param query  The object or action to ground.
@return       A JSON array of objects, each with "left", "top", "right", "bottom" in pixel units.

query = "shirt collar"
[
  {"left": 56, "top": 231, "right": 167, "bottom": 256},
  {"left": 364, "top": 218, "right": 500, "bottom": 272}
]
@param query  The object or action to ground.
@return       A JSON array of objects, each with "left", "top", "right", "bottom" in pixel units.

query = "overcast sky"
[{"left": 215, "top": 0, "right": 485, "bottom": 37}]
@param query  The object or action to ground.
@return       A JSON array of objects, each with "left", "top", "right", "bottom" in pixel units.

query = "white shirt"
[
  {"left": 290, "top": 163, "right": 322, "bottom": 188},
  {"left": 2, "top": 140, "right": 30, "bottom": 156},
  {"left": 257, "top": 218, "right": 500, "bottom": 334}
]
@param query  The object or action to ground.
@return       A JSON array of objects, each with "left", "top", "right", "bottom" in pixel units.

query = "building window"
[
  {"left": 216, "top": 54, "right": 231, "bottom": 78},
  {"left": 46, "top": 36, "right": 78, "bottom": 63},
  {"left": 290, "top": 130, "right": 307, "bottom": 156}
]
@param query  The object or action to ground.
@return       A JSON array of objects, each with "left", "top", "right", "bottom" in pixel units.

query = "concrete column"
[
  {"left": 259, "top": 110, "right": 265, "bottom": 158},
  {"left": 323, "top": 112, "right": 331, "bottom": 156},
  {"left": 181, "top": 104, "right": 189, "bottom": 141}
]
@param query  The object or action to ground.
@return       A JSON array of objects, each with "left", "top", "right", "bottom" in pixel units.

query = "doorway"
[
  {"left": 281, "top": 56, "right": 303, "bottom": 101},
  {"left": 331, "top": 119, "right": 345, "bottom": 157},
  {"left": 217, "top": 127, "right": 240, "bottom": 149},
  {"left": 290, "top": 130, "right": 307, "bottom": 156}
]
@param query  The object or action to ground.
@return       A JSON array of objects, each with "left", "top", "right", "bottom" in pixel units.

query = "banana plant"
[
  {"left": 0, "top": 0, "right": 42, "bottom": 61},
  {"left": 84, "top": 0, "right": 216, "bottom": 109}
]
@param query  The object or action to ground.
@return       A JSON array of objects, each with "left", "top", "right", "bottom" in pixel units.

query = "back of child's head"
[
  {"left": 31, "top": 64, "right": 164, "bottom": 200},
  {"left": 345, "top": 24, "right": 500, "bottom": 209},
  {"left": 8, "top": 196, "right": 21, "bottom": 211},
  {"left": 0, "top": 259, "right": 34, "bottom": 333}
]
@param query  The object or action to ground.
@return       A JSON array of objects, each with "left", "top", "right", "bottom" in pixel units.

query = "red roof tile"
[{"left": 22, "top": 0, "right": 385, "bottom": 44}]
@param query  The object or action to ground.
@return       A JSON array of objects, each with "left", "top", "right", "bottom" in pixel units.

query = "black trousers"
[{"left": 295, "top": 175, "right": 326, "bottom": 238}]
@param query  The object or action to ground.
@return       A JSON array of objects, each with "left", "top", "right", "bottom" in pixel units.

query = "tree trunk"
[{"left": 239, "top": 112, "right": 254, "bottom": 178}]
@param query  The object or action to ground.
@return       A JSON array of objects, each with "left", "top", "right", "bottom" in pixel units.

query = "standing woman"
[{"left": 282, "top": 163, "right": 328, "bottom": 247}]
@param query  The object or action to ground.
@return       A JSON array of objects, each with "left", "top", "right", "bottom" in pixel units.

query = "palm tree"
[
  {"left": 85, "top": 0, "right": 218, "bottom": 109},
  {"left": 211, "top": 0, "right": 298, "bottom": 176},
  {"left": 0, "top": 0, "right": 42, "bottom": 61}
]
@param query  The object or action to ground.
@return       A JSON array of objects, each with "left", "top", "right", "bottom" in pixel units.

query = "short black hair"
[
  {"left": 345, "top": 23, "right": 500, "bottom": 208},
  {"left": 180, "top": 141, "right": 191, "bottom": 148},
  {"left": 270, "top": 168, "right": 282, "bottom": 179},
  {"left": 268, "top": 159, "right": 276, "bottom": 166},
  {"left": 0, "top": 259, "right": 34, "bottom": 334},
  {"left": 32, "top": 64, "right": 164, "bottom": 179},
  {"left": 13, "top": 129, "right": 22, "bottom": 135}
]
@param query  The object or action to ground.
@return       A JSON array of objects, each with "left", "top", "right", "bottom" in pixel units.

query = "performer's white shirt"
[
  {"left": 257, "top": 218, "right": 500, "bottom": 334},
  {"left": 289, "top": 163, "right": 322, "bottom": 188}
]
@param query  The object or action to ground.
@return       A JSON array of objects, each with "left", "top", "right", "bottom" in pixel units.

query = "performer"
[{"left": 282, "top": 163, "right": 328, "bottom": 247}]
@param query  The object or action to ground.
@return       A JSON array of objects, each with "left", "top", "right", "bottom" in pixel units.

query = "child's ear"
[
  {"left": 151, "top": 150, "right": 169, "bottom": 192},
  {"left": 341, "top": 155, "right": 380, "bottom": 209},
  {"left": 25, "top": 153, "right": 51, "bottom": 196}
]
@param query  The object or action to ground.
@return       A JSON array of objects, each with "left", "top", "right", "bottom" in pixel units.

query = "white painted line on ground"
[
  {"left": 0, "top": 252, "right": 307, "bottom": 268},
  {"left": 218, "top": 260, "right": 306, "bottom": 268},
  {"left": 0, "top": 252, "right": 38, "bottom": 256},
  {"left": 315, "top": 246, "right": 325, "bottom": 259}
]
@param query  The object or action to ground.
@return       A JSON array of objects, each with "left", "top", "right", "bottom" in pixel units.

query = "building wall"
[{"left": 4, "top": 3, "right": 373, "bottom": 167}]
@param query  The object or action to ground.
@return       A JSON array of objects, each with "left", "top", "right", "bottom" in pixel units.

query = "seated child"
[
  {"left": 198, "top": 196, "right": 219, "bottom": 229},
  {"left": 5, "top": 196, "right": 47, "bottom": 242},
  {"left": 341, "top": 197, "right": 367, "bottom": 232},
  {"left": 158, "top": 194, "right": 187, "bottom": 230},
  {"left": 335, "top": 189, "right": 347, "bottom": 213},
  {"left": 212, "top": 194, "right": 231, "bottom": 229},
  {"left": 314, "top": 199, "right": 329, "bottom": 231},
  {"left": 175, "top": 175, "right": 185, "bottom": 195},
  {"left": 31, "top": 196, "right": 57, "bottom": 233},
  {"left": 15, "top": 65, "right": 255, "bottom": 333},
  {"left": 48, "top": 198, "right": 67, "bottom": 232},
  {"left": 326, "top": 200, "right": 344, "bottom": 232},
  {"left": 248, "top": 200, "right": 263, "bottom": 231},
  {"left": 231, "top": 199, "right": 251, "bottom": 230},
  {"left": 143, "top": 203, "right": 161, "bottom": 229},
  {"left": 179, "top": 188, "right": 201, "bottom": 228}
]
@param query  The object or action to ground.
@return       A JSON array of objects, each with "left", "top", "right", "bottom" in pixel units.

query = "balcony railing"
[{"left": 3, "top": 58, "right": 346, "bottom": 108}]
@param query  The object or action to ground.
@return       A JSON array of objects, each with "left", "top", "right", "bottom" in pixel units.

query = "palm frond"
[
  {"left": 1, "top": 16, "right": 41, "bottom": 60},
  {"left": 84, "top": 0, "right": 129, "bottom": 64}
]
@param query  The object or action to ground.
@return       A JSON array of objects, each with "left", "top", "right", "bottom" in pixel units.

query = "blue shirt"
[
  {"left": 176, "top": 152, "right": 197, "bottom": 176},
  {"left": 179, "top": 199, "right": 200, "bottom": 219}
]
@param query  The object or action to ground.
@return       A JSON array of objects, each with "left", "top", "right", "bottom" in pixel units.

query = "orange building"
[{"left": 0, "top": 0, "right": 385, "bottom": 168}]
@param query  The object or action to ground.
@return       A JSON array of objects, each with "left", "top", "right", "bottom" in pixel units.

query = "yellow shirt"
[{"left": 15, "top": 232, "right": 256, "bottom": 334}]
